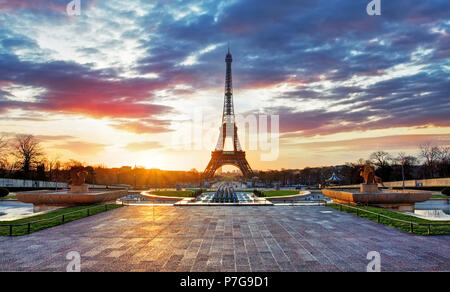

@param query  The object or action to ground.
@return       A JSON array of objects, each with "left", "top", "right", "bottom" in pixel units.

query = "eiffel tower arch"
[{"left": 203, "top": 48, "right": 253, "bottom": 179}]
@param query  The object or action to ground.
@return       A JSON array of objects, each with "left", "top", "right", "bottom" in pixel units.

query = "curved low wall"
[{"left": 328, "top": 177, "right": 450, "bottom": 189}]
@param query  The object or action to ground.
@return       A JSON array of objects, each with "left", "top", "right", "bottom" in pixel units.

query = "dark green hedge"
[
  {"left": 253, "top": 189, "right": 265, "bottom": 197},
  {"left": 191, "top": 189, "right": 204, "bottom": 197},
  {"left": 0, "top": 187, "right": 9, "bottom": 197}
]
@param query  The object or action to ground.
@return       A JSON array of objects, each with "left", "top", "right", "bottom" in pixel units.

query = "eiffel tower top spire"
[{"left": 223, "top": 46, "right": 234, "bottom": 118}]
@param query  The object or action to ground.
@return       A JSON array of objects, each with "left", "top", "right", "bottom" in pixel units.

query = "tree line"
[
  {"left": 255, "top": 144, "right": 449, "bottom": 186},
  {"left": 0, "top": 134, "right": 448, "bottom": 187},
  {"left": 0, "top": 135, "right": 201, "bottom": 188}
]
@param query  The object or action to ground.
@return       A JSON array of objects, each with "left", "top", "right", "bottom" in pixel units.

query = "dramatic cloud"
[
  {"left": 0, "top": 132, "right": 74, "bottom": 141},
  {"left": 52, "top": 141, "right": 107, "bottom": 156},
  {"left": 0, "top": 0, "right": 67, "bottom": 12},
  {"left": 288, "top": 134, "right": 450, "bottom": 153},
  {"left": 36, "top": 134, "right": 76, "bottom": 142},
  {"left": 0, "top": 0, "right": 98, "bottom": 14},
  {"left": 0, "top": 53, "right": 173, "bottom": 118},
  {"left": 110, "top": 118, "right": 173, "bottom": 134},
  {"left": 0, "top": 0, "right": 449, "bottom": 168}
]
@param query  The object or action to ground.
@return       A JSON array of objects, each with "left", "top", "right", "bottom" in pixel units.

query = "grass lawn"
[
  {"left": 263, "top": 190, "right": 300, "bottom": 197},
  {"left": 0, "top": 204, "right": 122, "bottom": 236},
  {"left": 431, "top": 194, "right": 450, "bottom": 199},
  {"left": 150, "top": 190, "right": 195, "bottom": 197},
  {"left": 1, "top": 195, "right": 16, "bottom": 200},
  {"left": 327, "top": 203, "right": 450, "bottom": 236}
]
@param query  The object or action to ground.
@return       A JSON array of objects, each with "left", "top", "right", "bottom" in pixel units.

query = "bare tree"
[
  {"left": 12, "top": 135, "right": 43, "bottom": 177},
  {"left": 353, "top": 158, "right": 365, "bottom": 167},
  {"left": 47, "top": 157, "right": 63, "bottom": 190},
  {"left": 63, "top": 159, "right": 84, "bottom": 170},
  {"left": 369, "top": 151, "right": 393, "bottom": 181},
  {"left": 419, "top": 143, "right": 440, "bottom": 178},
  {"left": 370, "top": 151, "right": 392, "bottom": 168},
  {"left": 438, "top": 146, "right": 450, "bottom": 161},
  {"left": 436, "top": 146, "right": 449, "bottom": 177}
]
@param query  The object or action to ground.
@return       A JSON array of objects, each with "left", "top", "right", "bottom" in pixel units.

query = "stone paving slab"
[{"left": 0, "top": 205, "right": 449, "bottom": 272}]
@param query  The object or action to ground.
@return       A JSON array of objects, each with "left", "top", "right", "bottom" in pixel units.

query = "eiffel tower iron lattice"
[{"left": 203, "top": 49, "right": 253, "bottom": 179}]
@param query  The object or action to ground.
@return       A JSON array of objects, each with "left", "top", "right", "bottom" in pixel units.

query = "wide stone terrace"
[{"left": 0, "top": 205, "right": 449, "bottom": 271}]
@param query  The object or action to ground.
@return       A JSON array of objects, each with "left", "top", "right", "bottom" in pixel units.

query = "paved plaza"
[{"left": 0, "top": 205, "right": 449, "bottom": 272}]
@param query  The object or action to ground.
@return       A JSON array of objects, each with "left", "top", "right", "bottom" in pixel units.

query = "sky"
[{"left": 0, "top": 0, "right": 449, "bottom": 171}]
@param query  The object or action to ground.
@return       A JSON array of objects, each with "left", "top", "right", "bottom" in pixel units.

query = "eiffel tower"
[{"left": 203, "top": 48, "right": 253, "bottom": 179}]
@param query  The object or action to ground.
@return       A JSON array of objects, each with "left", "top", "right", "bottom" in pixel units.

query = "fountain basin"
[
  {"left": 174, "top": 192, "right": 273, "bottom": 206},
  {"left": 322, "top": 188, "right": 432, "bottom": 211},
  {"left": 16, "top": 189, "right": 127, "bottom": 212}
]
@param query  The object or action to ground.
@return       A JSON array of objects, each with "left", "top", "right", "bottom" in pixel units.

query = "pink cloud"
[{"left": 111, "top": 120, "right": 172, "bottom": 134}]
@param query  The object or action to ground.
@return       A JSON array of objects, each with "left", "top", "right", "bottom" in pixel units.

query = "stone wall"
[
  {"left": 331, "top": 177, "right": 450, "bottom": 188},
  {"left": 0, "top": 178, "right": 123, "bottom": 189},
  {"left": 0, "top": 178, "right": 68, "bottom": 189}
]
